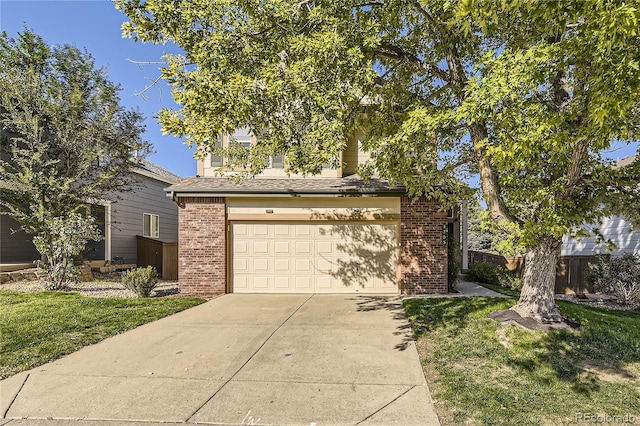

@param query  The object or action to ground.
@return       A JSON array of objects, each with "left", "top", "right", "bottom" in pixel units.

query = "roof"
[
  {"left": 617, "top": 154, "right": 638, "bottom": 168},
  {"left": 132, "top": 158, "right": 182, "bottom": 184},
  {"left": 165, "top": 175, "right": 407, "bottom": 197}
]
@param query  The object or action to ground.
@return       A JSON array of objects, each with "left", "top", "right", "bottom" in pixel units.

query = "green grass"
[
  {"left": 0, "top": 290, "right": 205, "bottom": 379},
  {"left": 475, "top": 281, "right": 521, "bottom": 297},
  {"left": 404, "top": 296, "right": 640, "bottom": 425}
]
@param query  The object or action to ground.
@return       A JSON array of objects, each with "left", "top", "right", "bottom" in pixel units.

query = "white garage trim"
[{"left": 230, "top": 220, "right": 400, "bottom": 294}]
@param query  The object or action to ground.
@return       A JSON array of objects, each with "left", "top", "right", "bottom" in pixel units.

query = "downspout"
[{"left": 169, "top": 191, "right": 185, "bottom": 209}]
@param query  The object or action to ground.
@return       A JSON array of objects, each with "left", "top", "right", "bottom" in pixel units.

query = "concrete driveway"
[{"left": 1, "top": 294, "right": 440, "bottom": 425}]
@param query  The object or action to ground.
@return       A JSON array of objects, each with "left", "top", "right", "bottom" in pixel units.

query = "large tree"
[
  {"left": 0, "top": 29, "right": 149, "bottom": 289},
  {"left": 115, "top": 0, "right": 640, "bottom": 321}
]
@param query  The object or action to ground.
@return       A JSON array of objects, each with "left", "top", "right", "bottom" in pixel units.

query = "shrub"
[
  {"left": 466, "top": 262, "right": 523, "bottom": 290},
  {"left": 122, "top": 266, "right": 158, "bottom": 298},
  {"left": 587, "top": 254, "right": 640, "bottom": 305},
  {"left": 33, "top": 213, "right": 101, "bottom": 290},
  {"left": 467, "top": 262, "right": 503, "bottom": 285},
  {"left": 448, "top": 236, "right": 461, "bottom": 291}
]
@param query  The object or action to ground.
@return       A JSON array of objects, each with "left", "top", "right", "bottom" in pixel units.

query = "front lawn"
[
  {"left": 0, "top": 290, "right": 205, "bottom": 379},
  {"left": 404, "top": 296, "right": 640, "bottom": 425}
]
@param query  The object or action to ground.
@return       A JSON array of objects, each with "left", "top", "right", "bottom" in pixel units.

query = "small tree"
[
  {"left": 0, "top": 29, "right": 150, "bottom": 286},
  {"left": 33, "top": 213, "right": 101, "bottom": 290}
]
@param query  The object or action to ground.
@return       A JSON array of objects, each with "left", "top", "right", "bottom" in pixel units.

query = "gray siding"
[
  {"left": 0, "top": 212, "right": 41, "bottom": 263},
  {"left": 562, "top": 216, "right": 640, "bottom": 257},
  {"left": 110, "top": 175, "right": 178, "bottom": 265}
]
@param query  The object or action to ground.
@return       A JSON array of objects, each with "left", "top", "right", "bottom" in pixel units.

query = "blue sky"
[
  {"left": 1, "top": 0, "right": 637, "bottom": 181},
  {"left": 1, "top": 0, "right": 196, "bottom": 178}
]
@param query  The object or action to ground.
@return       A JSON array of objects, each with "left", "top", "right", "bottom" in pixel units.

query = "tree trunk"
[{"left": 510, "top": 236, "right": 563, "bottom": 322}]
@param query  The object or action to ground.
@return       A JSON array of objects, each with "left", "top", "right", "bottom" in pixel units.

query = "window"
[
  {"left": 143, "top": 213, "right": 159, "bottom": 238},
  {"left": 270, "top": 153, "right": 285, "bottom": 169},
  {"left": 211, "top": 136, "right": 223, "bottom": 168},
  {"left": 210, "top": 128, "right": 285, "bottom": 170}
]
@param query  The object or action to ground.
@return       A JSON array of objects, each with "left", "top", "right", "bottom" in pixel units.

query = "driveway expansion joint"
[
  {"left": 185, "top": 294, "right": 315, "bottom": 422},
  {"left": 355, "top": 384, "right": 416, "bottom": 425},
  {"left": 2, "top": 373, "right": 29, "bottom": 419}
]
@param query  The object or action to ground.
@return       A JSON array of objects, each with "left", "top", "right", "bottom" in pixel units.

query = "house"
[
  {"left": 0, "top": 159, "right": 182, "bottom": 270},
  {"left": 167, "top": 128, "right": 467, "bottom": 297},
  {"left": 562, "top": 154, "right": 640, "bottom": 258}
]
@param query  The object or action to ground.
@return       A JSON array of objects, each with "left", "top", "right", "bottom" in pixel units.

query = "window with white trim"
[{"left": 143, "top": 213, "right": 159, "bottom": 238}]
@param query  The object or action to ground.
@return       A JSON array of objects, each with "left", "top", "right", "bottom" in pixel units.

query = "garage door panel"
[
  {"left": 294, "top": 276, "right": 313, "bottom": 291},
  {"left": 295, "top": 258, "right": 312, "bottom": 273},
  {"left": 232, "top": 222, "right": 398, "bottom": 294},
  {"left": 295, "top": 241, "right": 312, "bottom": 255},
  {"left": 252, "top": 258, "right": 269, "bottom": 272},
  {"left": 274, "top": 241, "right": 291, "bottom": 254},
  {"left": 274, "top": 258, "right": 290, "bottom": 272}
]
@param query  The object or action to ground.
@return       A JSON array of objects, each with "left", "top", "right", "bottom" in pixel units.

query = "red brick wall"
[
  {"left": 177, "top": 197, "right": 226, "bottom": 297},
  {"left": 400, "top": 197, "right": 448, "bottom": 294}
]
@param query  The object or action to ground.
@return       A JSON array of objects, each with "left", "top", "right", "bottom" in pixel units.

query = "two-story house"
[{"left": 166, "top": 129, "right": 467, "bottom": 297}]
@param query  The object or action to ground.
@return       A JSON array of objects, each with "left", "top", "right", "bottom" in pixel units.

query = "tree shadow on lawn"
[
  {"left": 404, "top": 296, "right": 640, "bottom": 398},
  {"left": 512, "top": 301, "right": 640, "bottom": 395}
]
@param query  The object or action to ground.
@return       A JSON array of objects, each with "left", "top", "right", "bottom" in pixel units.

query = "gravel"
[{"left": 1, "top": 271, "right": 179, "bottom": 299}]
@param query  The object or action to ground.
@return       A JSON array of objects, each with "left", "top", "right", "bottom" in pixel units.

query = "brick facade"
[
  {"left": 177, "top": 197, "right": 226, "bottom": 297},
  {"left": 176, "top": 195, "right": 448, "bottom": 296},
  {"left": 399, "top": 197, "right": 448, "bottom": 294}
]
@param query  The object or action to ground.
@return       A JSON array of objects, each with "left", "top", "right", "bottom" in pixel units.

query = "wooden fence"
[
  {"left": 468, "top": 250, "right": 602, "bottom": 294},
  {"left": 136, "top": 236, "right": 178, "bottom": 280}
]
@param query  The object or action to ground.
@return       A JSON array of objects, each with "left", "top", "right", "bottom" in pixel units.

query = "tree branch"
[{"left": 375, "top": 43, "right": 450, "bottom": 82}]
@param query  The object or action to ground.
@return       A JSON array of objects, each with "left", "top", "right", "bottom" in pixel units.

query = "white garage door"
[{"left": 232, "top": 222, "right": 399, "bottom": 293}]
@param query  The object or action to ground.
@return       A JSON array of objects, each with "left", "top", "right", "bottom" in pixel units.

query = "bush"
[
  {"left": 467, "top": 262, "right": 523, "bottom": 290},
  {"left": 448, "top": 236, "right": 461, "bottom": 291},
  {"left": 467, "top": 262, "right": 503, "bottom": 285},
  {"left": 122, "top": 266, "right": 158, "bottom": 298},
  {"left": 33, "top": 213, "right": 101, "bottom": 290},
  {"left": 587, "top": 254, "right": 640, "bottom": 305}
]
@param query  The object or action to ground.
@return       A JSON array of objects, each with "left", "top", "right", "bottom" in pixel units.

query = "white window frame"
[{"left": 143, "top": 213, "right": 159, "bottom": 238}]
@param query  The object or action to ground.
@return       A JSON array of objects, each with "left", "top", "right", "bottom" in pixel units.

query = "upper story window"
[
  {"left": 210, "top": 128, "right": 284, "bottom": 169},
  {"left": 143, "top": 213, "right": 159, "bottom": 238}
]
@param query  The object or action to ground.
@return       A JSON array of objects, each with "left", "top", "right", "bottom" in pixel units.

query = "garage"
[
  {"left": 232, "top": 221, "right": 399, "bottom": 293},
  {"left": 227, "top": 197, "right": 400, "bottom": 294},
  {"left": 170, "top": 176, "right": 450, "bottom": 298}
]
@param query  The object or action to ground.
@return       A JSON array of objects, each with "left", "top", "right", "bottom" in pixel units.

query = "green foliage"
[
  {"left": 588, "top": 254, "right": 640, "bottom": 305},
  {"left": 404, "top": 297, "right": 640, "bottom": 425},
  {"left": 467, "top": 205, "right": 525, "bottom": 256},
  {"left": 467, "top": 262, "right": 503, "bottom": 285},
  {"left": 0, "top": 29, "right": 150, "bottom": 290},
  {"left": 447, "top": 235, "right": 460, "bottom": 291},
  {"left": 0, "top": 290, "right": 205, "bottom": 379},
  {"left": 467, "top": 262, "right": 523, "bottom": 291},
  {"left": 115, "top": 1, "right": 640, "bottom": 315},
  {"left": 122, "top": 266, "right": 158, "bottom": 298},
  {"left": 33, "top": 213, "right": 101, "bottom": 290}
]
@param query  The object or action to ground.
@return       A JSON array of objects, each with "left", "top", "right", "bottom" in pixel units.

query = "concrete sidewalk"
[{"left": 1, "top": 294, "right": 440, "bottom": 425}]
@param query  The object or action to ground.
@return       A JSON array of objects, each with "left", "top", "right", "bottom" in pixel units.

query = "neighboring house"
[
  {"left": 0, "top": 158, "right": 182, "bottom": 267},
  {"left": 562, "top": 154, "right": 640, "bottom": 257},
  {"left": 167, "top": 128, "right": 467, "bottom": 297}
]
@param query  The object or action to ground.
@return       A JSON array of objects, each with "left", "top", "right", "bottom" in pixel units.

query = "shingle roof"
[
  {"left": 165, "top": 175, "right": 407, "bottom": 196},
  {"left": 133, "top": 159, "right": 183, "bottom": 184},
  {"left": 617, "top": 154, "right": 638, "bottom": 168}
]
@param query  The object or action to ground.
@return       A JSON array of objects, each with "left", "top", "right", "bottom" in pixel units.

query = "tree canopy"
[
  {"left": 0, "top": 29, "right": 149, "bottom": 288},
  {"left": 115, "top": 0, "right": 640, "bottom": 321}
]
